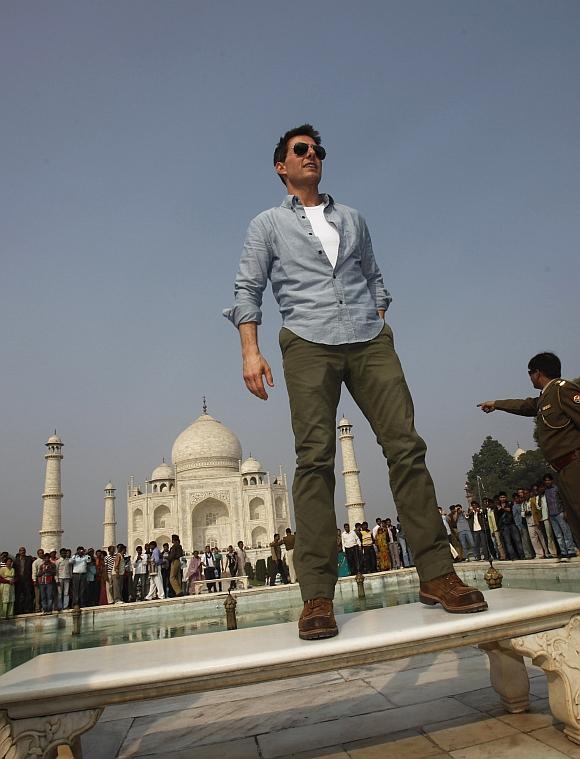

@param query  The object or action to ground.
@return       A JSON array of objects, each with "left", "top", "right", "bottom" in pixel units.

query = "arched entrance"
[
  {"left": 191, "top": 497, "right": 231, "bottom": 551},
  {"left": 251, "top": 525, "right": 268, "bottom": 549}
]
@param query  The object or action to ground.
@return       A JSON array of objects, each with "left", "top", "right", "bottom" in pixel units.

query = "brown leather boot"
[
  {"left": 420, "top": 572, "right": 488, "bottom": 613},
  {"left": 298, "top": 598, "right": 339, "bottom": 640}
]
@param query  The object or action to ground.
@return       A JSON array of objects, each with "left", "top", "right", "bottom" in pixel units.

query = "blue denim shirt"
[
  {"left": 544, "top": 485, "right": 562, "bottom": 517},
  {"left": 223, "top": 194, "right": 392, "bottom": 345},
  {"left": 512, "top": 502, "right": 524, "bottom": 529}
]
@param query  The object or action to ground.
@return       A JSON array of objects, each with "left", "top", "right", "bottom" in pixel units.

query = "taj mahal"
[
  {"left": 37, "top": 407, "right": 367, "bottom": 553},
  {"left": 126, "top": 406, "right": 291, "bottom": 553}
]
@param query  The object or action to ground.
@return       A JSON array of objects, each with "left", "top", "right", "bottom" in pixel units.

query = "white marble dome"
[
  {"left": 171, "top": 413, "right": 242, "bottom": 471},
  {"left": 150, "top": 462, "right": 174, "bottom": 481},
  {"left": 47, "top": 434, "right": 62, "bottom": 445},
  {"left": 240, "top": 456, "right": 264, "bottom": 474}
]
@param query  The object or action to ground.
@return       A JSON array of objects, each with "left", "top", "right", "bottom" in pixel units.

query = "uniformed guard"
[{"left": 478, "top": 352, "right": 580, "bottom": 545}]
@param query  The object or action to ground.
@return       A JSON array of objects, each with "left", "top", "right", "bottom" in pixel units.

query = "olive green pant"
[
  {"left": 280, "top": 324, "right": 453, "bottom": 602},
  {"left": 556, "top": 459, "right": 580, "bottom": 549}
]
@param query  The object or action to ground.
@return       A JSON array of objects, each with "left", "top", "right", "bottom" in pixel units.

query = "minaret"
[
  {"left": 103, "top": 482, "right": 117, "bottom": 548},
  {"left": 337, "top": 417, "right": 366, "bottom": 525},
  {"left": 40, "top": 432, "right": 64, "bottom": 552}
]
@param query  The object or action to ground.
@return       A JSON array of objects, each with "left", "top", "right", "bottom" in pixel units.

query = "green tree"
[
  {"left": 509, "top": 449, "right": 549, "bottom": 491},
  {"left": 466, "top": 436, "right": 515, "bottom": 500}
]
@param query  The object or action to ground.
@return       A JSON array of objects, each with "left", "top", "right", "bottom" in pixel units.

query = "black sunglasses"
[{"left": 292, "top": 142, "right": 326, "bottom": 160}]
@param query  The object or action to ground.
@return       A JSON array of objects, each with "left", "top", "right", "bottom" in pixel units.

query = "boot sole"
[
  {"left": 419, "top": 592, "right": 488, "bottom": 613},
  {"left": 298, "top": 625, "right": 339, "bottom": 641}
]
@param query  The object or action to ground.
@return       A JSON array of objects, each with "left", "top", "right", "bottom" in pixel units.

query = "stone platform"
[{"left": 77, "top": 645, "right": 571, "bottom": 759}]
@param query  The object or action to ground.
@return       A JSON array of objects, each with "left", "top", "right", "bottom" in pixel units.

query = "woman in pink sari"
[{"left": 184, "top": 550, "right": 203, "bottom": 595}]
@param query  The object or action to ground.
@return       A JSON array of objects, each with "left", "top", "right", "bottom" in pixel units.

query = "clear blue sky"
[{"left": 1, "top": 1, "right": 579, "bottom": 551}]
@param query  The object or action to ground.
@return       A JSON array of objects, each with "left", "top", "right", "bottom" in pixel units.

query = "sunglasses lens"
[{"left": 292, "top": 142, "right": 326, "bottom": 160}]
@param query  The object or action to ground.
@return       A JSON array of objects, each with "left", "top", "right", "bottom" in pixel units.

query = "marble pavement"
[{"left": 73, "top": 645, "right": 577, "bottom": 759}]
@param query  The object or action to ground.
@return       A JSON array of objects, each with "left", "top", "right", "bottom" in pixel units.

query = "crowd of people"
[
  {"left": 1, "top": 474, "right": 574, "bottom": 620},
  {"left": 338, "top": 518, "right": 413, "bottom": 576},
  {"left": 440, "top": 474, "right": 577, "bottom": 563},
  {"left": 0, "top": 531, "right": 300, "bottom": 619},
  {"left": 333, "top": 473, "right": 577, "bottom": 578},
  {"left": 0, "top": 536, "right": 251, "bottom": 618}
]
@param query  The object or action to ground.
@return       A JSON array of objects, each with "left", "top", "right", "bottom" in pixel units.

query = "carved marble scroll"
[
  {"left": 481, "top": 615, "right": 580, "bottom": 745},
  {"left": 508, "top": 615, "right": 580, "bottom": 745},
  {"left": 0, "top": 708, "right": 101, "bottom": 759}
]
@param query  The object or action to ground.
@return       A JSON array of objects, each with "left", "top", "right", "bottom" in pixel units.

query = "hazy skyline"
[{"left": 2, "top": 1, "right": 579, "bottom": 550}]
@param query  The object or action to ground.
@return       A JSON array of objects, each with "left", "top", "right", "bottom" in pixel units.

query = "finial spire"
[{"left": 203, "top": 395, "right": 207, "bottom": 414}]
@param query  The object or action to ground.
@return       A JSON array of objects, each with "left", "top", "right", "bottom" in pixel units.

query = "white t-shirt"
[{"left": 304, "top": 203, "right": 340, "bottom": 269}]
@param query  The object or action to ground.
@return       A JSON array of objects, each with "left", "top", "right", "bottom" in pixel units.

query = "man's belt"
[{"left": 550, "top": 449, "right": 580, "bottom": 473}]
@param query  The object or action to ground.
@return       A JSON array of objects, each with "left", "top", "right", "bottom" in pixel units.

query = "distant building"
[
  {"left": 103, "top": 482, "right": 117, "bottom": 548},
  {"left": 39, "top": 433, "right": 64, "bottom": 552},
  {"left": 337, "top": 417, "right": 366, "bottom": 525},
  {"left": 127, "top": 409, "right": 291, "bottom": 552}
]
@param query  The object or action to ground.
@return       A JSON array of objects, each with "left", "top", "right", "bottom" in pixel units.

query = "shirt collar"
[
  {"left": 281, "top": 193, "right": 334, "bottom": 210},
  {"left": 541, "top": 378, "right": 559, "bottom": 394}
]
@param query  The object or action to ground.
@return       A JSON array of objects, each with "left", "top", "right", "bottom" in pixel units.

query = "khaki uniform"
[{"left": 495, "top": 378, "right": 580, "bottom": 544}]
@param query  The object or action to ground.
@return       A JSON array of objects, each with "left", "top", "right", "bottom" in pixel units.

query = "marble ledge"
[{"left": 1, "top": 588, "right": 580, "bottom": 719}]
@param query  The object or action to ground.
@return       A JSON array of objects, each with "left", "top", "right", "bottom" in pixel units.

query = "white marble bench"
[
  {"left": 187, "top": 574, "right": 250, "bottom": 593},
  {"left": 1, "top": 588, "right": 580, "bottom": 758}
]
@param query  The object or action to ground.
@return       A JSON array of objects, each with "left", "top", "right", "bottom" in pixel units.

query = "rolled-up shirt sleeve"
[
  {"left": 360, "top": 217, "right": 392, "bottom": 312},
  {"left": 223, "top": 215, "right": 273, "bottom": 328}
]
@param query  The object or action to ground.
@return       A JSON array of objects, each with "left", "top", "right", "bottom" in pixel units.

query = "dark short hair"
[
  {"left": 273, "top": 124, "right": 321, "bottom": 185},
  {"left": 528, "top": 352, "right": 561, "bottom": 379}
]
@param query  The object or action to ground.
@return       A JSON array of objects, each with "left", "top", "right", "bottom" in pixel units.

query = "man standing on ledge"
[
  {"left": 478, "top": 352, "right": 580, "bottom": 546},
  {"left": 224, "top": 124, "right": 487, "bottom": 640}
]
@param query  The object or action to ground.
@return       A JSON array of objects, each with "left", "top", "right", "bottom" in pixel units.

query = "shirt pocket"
[{"left": 540, "top": 409, "right": 571, "bottom": 430}]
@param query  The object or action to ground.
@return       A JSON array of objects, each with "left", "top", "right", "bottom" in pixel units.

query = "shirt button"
[
  {"left": 318, "top": 250, "right": 323, "bottom": 254},
  {"left": 301, "top": 215, "right": 305, "bottom": 219},
  {"left": 333, "top": 274, "right": 336, "bottom": 279},
  {"left": 339, "top": 300, "right": 343, "bottom": 304},
  {"left": 308, "top": 232, "right": 312, "bottom": 235}
]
